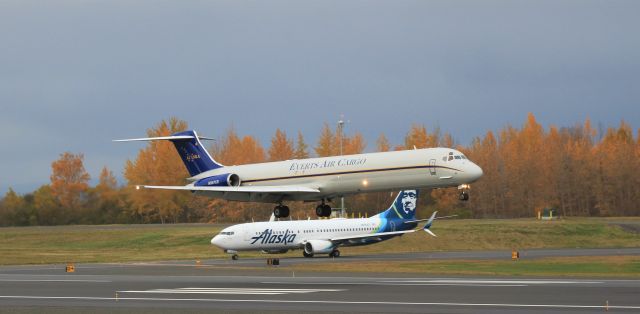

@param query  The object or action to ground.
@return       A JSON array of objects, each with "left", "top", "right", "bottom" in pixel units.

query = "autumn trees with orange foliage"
[
  {"left": 268, "top": 129, "right": 294, "bottom": 161},
  {"left": 1, "top": 114, "right": 639, "bottom": 226},
  {"left": 50, "top": 152, "right": 90, "bottom": 210},
  {"left": 315, "top": 123, "right": 367, "bottom": 157},
  {"left": 465, "top": 114, "right": 640, "bottom": 218},
  {"left": 123, "top": 118, "right": 191, "bottom": 223}
]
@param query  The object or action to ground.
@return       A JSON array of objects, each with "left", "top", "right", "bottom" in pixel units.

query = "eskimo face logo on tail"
[
  {"left": 250, "top": 229, "right": 297, "bottom": 245},
  {"left": 401, "top": 190, "right": 417, "bottom": 214}
]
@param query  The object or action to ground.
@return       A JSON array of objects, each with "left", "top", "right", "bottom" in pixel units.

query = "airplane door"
[
  {"left": 429, "top": 159, "right": 436, "bottom": 175},
  {"left": 390, "top": 221, "right": 396, "bottom": 232}
]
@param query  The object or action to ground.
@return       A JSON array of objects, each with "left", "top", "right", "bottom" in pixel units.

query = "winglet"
[
  {"left": 423, "top": 211, "right": 437, "bottom": 237},
  {"left": 424, "top": 228, "right": 436, "bottom": 237}
]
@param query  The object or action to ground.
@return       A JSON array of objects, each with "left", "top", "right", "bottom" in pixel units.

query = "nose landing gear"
[
  {"left": 458, "top": 184, "right": 470, "bottom": 201},
  {"left": 225, "top": 250, "right": 239, "bottom": 260}
]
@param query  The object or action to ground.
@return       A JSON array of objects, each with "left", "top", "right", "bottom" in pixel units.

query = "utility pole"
[{"left": 338, "top": 115, "right": 345, "bottom": 218}]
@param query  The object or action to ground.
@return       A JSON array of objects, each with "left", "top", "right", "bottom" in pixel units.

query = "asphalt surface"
[{"left": 1, "top": 249, "right": 639, "bottom": 313}]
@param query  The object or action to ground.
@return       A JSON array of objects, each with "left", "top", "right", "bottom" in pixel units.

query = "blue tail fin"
[
  {"left": 376, "top": 190, "right": 419, "bottom": 220},
  {"left": 170, "top": 130, "right": 223, "bottom": 176}
]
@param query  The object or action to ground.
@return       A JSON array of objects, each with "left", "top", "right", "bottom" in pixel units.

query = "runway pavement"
[{"left": 1, "top": 249, "right": 639, "bottom": 313}]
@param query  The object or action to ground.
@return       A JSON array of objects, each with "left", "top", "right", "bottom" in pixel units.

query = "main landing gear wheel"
[
  {"left": 329, "top": 250, "right": 340, "bottom": 258},
  {"left": 273, "top": 205, "right": 290, "bottom": 218},
  {"left": 459, "top": 191, "right": 469, "bottom": 201},
  {"left": 315, "top": 204, "right": 332, "bottom": 217},
  {"left": 231, "top": 254, "right": 239, "bottom": 260},
  {"left": 303, "top": 251, "right": 313, "bottom": 258}
]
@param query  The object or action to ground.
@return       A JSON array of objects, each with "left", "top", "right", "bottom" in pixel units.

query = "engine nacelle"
[
  {"left": 194, "top": 173, "right": 241, "bottom": 187},
  {"left": 304, "top": 240, "right": 334, "bottom": 255}
]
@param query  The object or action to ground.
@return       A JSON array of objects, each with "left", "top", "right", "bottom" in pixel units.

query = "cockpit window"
[
  {"left": 454, "top": 156, "right": 462, "bottom": 160},
  {"left": 461, "top": 155, "right": 467, "bottom": 159},
  {"left": 219, "top": 231, "right": 234, "bottom": 236}
]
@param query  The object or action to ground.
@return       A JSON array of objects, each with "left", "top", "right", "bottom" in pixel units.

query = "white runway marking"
[
  {"left": 373, "top": 283, "right": 528, "bottom": 287},
  {"left": 379, "top": 279, "right": 603, "bottom": 285},
  {"left": 0, "top": 295, "right": 639, "bottom": 310},
  {"left": 261, "top": 281, "right": 527, "bottom": 287},
  {"left": 261, "top": 278, "right": 602, "bottom": 287},
  {"left": 119, "top": 287, "right": 345, "bottom": 295}
]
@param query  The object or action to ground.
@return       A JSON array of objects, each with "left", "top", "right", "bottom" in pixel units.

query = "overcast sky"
[{"left": 1, "top": 0, "right": 639, "bottom": 193}]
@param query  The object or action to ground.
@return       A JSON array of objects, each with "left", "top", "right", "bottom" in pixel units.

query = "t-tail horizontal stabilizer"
[
  {"left": 423, "top": 211, "right": 437, "bottom": 237},
  {"left": 114, "top": 130, "right": 223, "bottom": 176},
  {"left": 112, "top": 135, "right": 215, "bottom": 142}
]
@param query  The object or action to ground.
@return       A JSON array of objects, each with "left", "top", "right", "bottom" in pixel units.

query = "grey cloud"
[{"left": 0, "top": 0, "right": 638, "bottom": 193}]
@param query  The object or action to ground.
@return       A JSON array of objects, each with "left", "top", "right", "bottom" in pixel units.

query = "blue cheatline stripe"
[{"left": 242, "top": 165, "right": 462, "bottom": 184}]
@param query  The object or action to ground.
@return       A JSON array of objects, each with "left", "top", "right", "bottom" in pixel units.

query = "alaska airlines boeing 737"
[
  {"left": 116, "top": 130, "right": 483, "bottom": 218},
  {"left": 211, "top": 190, "right": 440, "bottom": 259}
]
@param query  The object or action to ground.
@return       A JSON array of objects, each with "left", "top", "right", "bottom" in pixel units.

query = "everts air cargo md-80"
[
  {"left": 211, "top": 190, "right": 444, "bottom": 259},
  {"left": 116, "top": 130, "right": 483, "bottom": 218}
]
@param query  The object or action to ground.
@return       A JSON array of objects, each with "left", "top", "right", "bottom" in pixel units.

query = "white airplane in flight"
[
  {"left": 116, "top": 130, "right": 482, "bottom": 218},
  {"left": 211, "top": 190, "right": 442, "bottom": 260}
]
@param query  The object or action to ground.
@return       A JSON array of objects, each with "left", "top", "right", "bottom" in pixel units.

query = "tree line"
[{"left": 1, "top": 114, "right": 638, "bottom": 226}]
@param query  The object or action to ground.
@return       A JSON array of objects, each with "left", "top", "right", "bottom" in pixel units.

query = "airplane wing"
[{"left": 139, "top": 185, "right": 320, "bottom": 194}]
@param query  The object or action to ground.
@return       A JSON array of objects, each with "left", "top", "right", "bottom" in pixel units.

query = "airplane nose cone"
[
  {"left": 211, "top": 235, "right": 220, "bottom": 246},
  {"left": 468, "top": 163, "right": 483, "bottom": 182}
]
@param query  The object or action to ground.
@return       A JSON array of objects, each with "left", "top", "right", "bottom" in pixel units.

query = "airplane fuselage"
[{"left": 212, "top": 216, "right": 415, "bottom": 253}]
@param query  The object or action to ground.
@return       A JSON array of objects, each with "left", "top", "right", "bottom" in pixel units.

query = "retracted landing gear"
[{"left": 273, "top": 204, "right": 290, "bottom": 218}]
